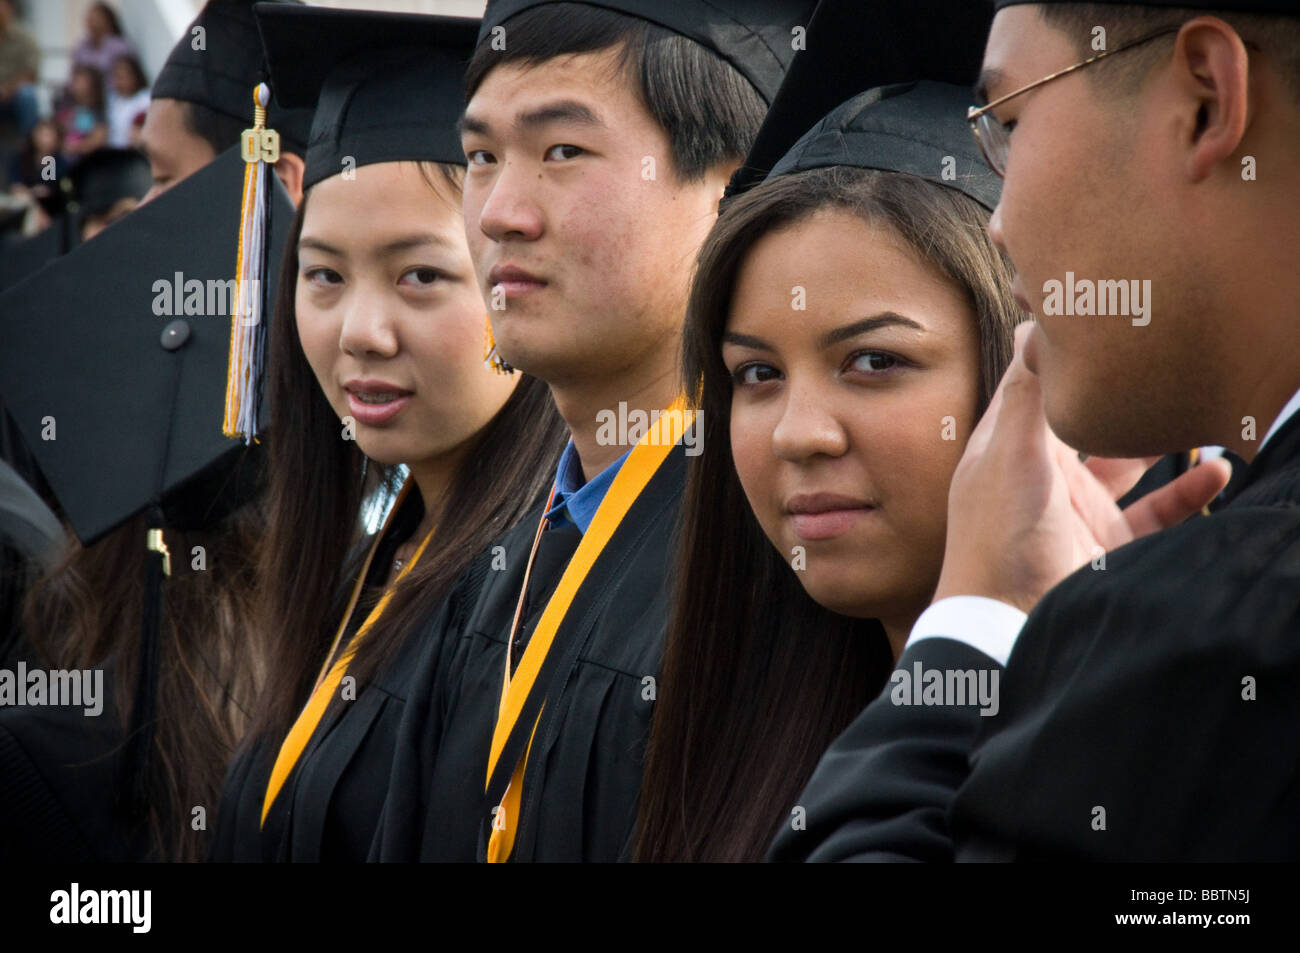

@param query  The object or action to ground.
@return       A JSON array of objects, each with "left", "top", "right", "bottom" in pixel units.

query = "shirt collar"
[
  {"left": 1260, "top": 386, "right": 1300, "bottom": 453},
  {"left": 543, "top": 439, "right": 631, "bottom": 534}
]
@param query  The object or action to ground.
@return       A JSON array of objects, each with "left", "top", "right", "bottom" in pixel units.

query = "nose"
[
  {"left": 770, "top": 374, "right": 848, "bottom": 464},
  {"left": 987, "top": 199, "right": 1007, "bottom": 256},
  {"left": 474, "top": 159, "right": 544, "bottom": 243},
  {"left": 338, "top": 286, "right": 400, "bottom": 360}
]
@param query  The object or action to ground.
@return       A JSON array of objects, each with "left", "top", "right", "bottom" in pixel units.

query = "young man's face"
[
  {"left": 138, "top": 98, "right": 218, "bottom": 203},
  {"left": 461, "top": 46, "right": 731, "bottom": 390},
  {"left": 981, "top": 6, "right": 1201, "bottom": 457}
]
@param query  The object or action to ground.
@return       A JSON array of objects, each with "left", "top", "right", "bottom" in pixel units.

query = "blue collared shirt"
[{"left": 543, "top": 439, "right": 630, "bottom": 534}]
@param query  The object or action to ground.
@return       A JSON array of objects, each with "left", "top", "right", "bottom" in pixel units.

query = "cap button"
[{"left": 160, "top": 319, "right": 191, "bottom": 351}]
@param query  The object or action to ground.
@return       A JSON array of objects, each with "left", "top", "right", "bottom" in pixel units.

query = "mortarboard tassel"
[
  {"left": 223, "top": 83, "right": 280, "bottom": 443},
  {"left": 118, "top": 515, "right": 170, "bottom": 839},
  {"left": 483, "top": 313, "right": 515, "bottom": 375}
]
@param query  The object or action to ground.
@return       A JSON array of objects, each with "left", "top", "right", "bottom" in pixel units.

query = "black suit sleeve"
[{"left": 768, "top": 637, "right": 1004, "bottom": 862}]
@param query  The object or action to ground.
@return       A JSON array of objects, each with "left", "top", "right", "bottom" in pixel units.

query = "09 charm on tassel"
[{"left": 223, "top": 82, "right": 280, "bottom": 442}]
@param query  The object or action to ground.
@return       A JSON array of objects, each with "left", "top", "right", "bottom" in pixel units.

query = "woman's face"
[
  {"left": 86, "top": 7, "right": 110, "bottom": 39},
  {"left": 723, "top": 208, "right": 982, "bottom": 640},
  {"left": 296, "top": 162, "right": 518, "bottom": 472}
]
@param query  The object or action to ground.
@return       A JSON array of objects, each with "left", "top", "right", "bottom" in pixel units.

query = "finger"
[
  {"left": 1121, "top": 457, "right": 1232, "bottom": 538},
  {"left": 1055, "top": 439, "right": 1133, "bottom": 549},
  {"left": 962, "top": 321, "right": 1036, "bottom": 458},
  {"left": 984, "top": 326, "right": 1050, "bottom": 460},
  {"left": 1084, "top": 455, "right": 1164, "bottom": 500}
]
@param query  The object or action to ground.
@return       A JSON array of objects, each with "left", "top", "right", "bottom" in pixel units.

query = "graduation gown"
[
  {"left": 0, "top": 655, "right": 151, "bottom": 861},
  {"left": 210, "top": 492, "right": 456, "bottom": 862},
  {"left": 771, "top": 410, "right": 1300, "bottom": 862},
  {"left": 372, "top": 444, "right": 687, "bottom": 862}
]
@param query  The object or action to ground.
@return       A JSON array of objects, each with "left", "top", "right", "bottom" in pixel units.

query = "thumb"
[
  {"left": 1121, "top": 457, "right": 1232, "bottom": 538},
  {"left": 985, "top": 323, "right": 1048, "bottom": 459}
]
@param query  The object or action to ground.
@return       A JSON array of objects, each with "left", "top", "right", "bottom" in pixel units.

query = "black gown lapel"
[{"left": 477, "top": 443, "right": 688, "bottom": 859}]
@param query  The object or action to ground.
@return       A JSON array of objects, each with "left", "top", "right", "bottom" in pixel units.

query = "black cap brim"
[{"left": 729, "top": 0, "right": 994, "bottom": 196}]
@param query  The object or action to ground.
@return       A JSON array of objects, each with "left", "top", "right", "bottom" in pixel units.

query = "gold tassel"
[{"left": 223, "top": 82, "right": 280, "bottom": 442}]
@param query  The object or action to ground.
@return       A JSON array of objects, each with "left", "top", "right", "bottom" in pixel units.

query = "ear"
[
  {"left": 708, "top": 159, "right": 741, "bottom": 212},
  {"left": 1171, "top": 17, "right": 1251, "bottom": 183},
  {"left": 272, "top": 151, "right": 306, "bottom": 206}
]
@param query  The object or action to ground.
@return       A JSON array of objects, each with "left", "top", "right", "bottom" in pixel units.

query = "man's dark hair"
[
  {"left": 1040, "top": 3, "right": 1300, "bottom": 100},
  {"left": 464, "top": 3, "right": 767, "bottom": 182},
  {"left": 179, "top": 100, "right": 249, "bottom": 156}
]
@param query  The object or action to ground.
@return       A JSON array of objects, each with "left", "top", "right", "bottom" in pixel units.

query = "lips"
[
  {"left": 488, "top": 263, "right": 547, "bottom": 299},
  {"left": 344, "top": 379, "right": 413, "bottom": 426},
  {"left": 785, "top": 492, "right": 877, "bottom": 542}
]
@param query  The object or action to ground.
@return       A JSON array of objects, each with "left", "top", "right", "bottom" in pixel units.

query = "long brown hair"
[
  {"left": 247, "top": 162, "right": 566, "bottom": 750},
  {"left": 635, "top": 166, "right": 1020, "bottom": 862},
  {"left": 23, "top": 495, "right": 266, "bottom": 862}
]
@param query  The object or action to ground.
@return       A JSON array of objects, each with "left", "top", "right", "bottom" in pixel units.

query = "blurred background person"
[
  {"left": 105, "top": 53, "right": 147, "bottom": 148},
  {"left": 55, "top": 63, "right": 106, "bottom": 161},
  {"left": 70, "top": 1, "right": 133, "bottom": 93},
  {"left": 0, "top": 0, "right": 39, "bottom": 145}
]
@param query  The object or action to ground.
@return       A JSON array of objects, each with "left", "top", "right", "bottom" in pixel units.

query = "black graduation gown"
[
  {"left": 210, "top": 493, "right": 453, "bottom": 862},
  {"left": 771, "top": 410, "right": 1300, "bottom": 862},
  {"left": 371, "top": 444, "right": 687, "bottom": 862},
  {"left": 0, "top": 655, "right": 152, "bottom": 861}
]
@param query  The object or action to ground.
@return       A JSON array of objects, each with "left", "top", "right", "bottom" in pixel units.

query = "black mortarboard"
[
  {"left": 0, "top": 220, "right": 75, "bottom": 292},
  {"left": 0, "top": 145, "right": 293, "bottom": 545},
  {"left": 728, "top": 0, "right": 994, "bottom": 196},
  {"left": 769, "top": 81, "right": 1002, "bottom": 211},
  {"left": 478, "top": 0, "right": 817, "bottom": 104},
  {"left": 153, "top": 0, "right": 312, "bottom": 154},
  {"left": 995, "top": 0, "right": 1298, "bottom": 11},
  {"left": 70, "top": 148, "right": 152, "bottom": 220},
  {"left": 256, "top": 4, "right": 480, "bottom": 190}
]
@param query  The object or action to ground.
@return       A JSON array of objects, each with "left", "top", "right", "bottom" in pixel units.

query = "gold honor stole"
[
  {"left": 260, "top": 481, "right": 434, "bottom": 825},
  {"left": 485, "top": 398, "right": 694, "bottom": 862}
]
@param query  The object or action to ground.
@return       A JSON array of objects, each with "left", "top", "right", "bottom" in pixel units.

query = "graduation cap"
[
  {"left": 995, "top": 0, "right": 1298, "bottom": 10},
  {"left": 255, "top": 3, "right": 481, "bottom": 190},
  {"left": 0, "top": 144, "right": 295, "bottom": 546},
  {"left": 70, "top": 147, "right": 152, "bottom": 222},
  {"left": 153, "top": 0, "right": 312, "bottom": 154},
  {"left": 768, "top": 81, "right": 1002, "bottom": 211},
  {"left": 0, "top": 219, "right": 75, "bottom": 292},
  {"left": 728, "top": 0, "right": 995, "bottom": 197},
  {"left": 478, "top": 0, "right": 818, "bottom": 104}
]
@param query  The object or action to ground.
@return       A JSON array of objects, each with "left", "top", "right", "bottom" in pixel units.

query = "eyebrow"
[
  {"left": 722, "top": 313, "right": 925, "bottom": 352},
  {"left": 819, "top": 313, "right": 924, "bottom": 348},
  {"left": 974, "top": 67, "right": 1006, "bottom": 107},
  {"left": 298, "top": 234, "right": 454, "bottom": 257},
  {"left": 459, "top": 99, "right": 605, "bottom": 138}
]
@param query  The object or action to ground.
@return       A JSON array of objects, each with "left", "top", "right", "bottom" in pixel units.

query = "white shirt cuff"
[{"left": 904, "top": 596, "right": 1028, "bottom": 668}]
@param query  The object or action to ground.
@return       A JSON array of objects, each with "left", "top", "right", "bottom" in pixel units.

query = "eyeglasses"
[{"left": 967, "top": 26, "right": 1180, "bottom": 177}]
